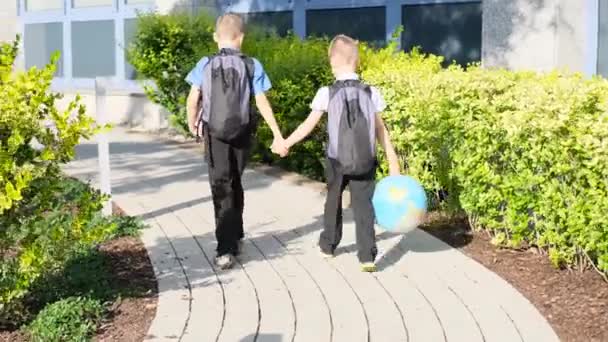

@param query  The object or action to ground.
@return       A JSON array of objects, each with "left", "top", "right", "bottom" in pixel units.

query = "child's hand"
[
  {"left": 271, "top": 137, "right": 289, "bottom": 157},
  {"left": 189, "top": 122, "right": 198, "bottom": 136}
]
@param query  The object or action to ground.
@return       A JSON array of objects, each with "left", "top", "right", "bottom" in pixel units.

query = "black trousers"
[
  {"left": 204, "top": 131, "right": 251, "bottom": 257},
  {"left": 320, "top": 159, "right": 378, "bottom": 263}
]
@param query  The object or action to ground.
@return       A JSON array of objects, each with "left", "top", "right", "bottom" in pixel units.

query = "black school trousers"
[
  {"left": 319, "top": 159, "right": 378, "bottom": 263},
  {"left": 204, "top": 130, "right": 251, "bottom": 257}
]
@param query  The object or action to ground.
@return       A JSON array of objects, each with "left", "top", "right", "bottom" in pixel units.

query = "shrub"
[
  {"left": 109, "top": 215, "right": 146, "bottom": 238},
  {"left": 27, "top": 297, "right": 103, "bottom": 342},
  {"left": 0, "top": 177, "right": 117, "bottom": 325},
  {"left": 129, "top": 13, "right": 608, "bottom": 274},
  {"left": 363, "top": 44, "right": 608, "bottom": 272},
  {"left": 27, "top": 249, "right": 113, "bottom": 312},
  {"left": 127, "top": 12, "right": 217, "bottom": 134},
  {"left": 0, "top": 38, "right": 113, "bottom": 325},
  {"left": 243, "top": 34, "right": 333, "bottom": 179},
  {"left": 0, "top": 37, "right": 96, "bottom": 214}
]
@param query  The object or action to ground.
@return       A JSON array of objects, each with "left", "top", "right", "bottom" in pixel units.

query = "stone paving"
[{"left": 64, "top": 128, "right": 559, "bottom": 342}]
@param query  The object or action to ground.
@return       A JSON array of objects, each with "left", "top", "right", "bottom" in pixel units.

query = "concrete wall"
[
  {"left": 555, "top": 1, "right": 587, "bottom": 72},
  {"left": 483, "top": 0, "right": 592, "bottom": 74},
  {"left": 483, "top": 0, "right": 558, "bottom": 72},
  {"left": 0, "top": 1, "right": 18, "bottom": 44},
  {"left": 599, "top": 0, "right": 608, "bottom": 77},
  {"left": 56, "top": 90, "right": 169, "bottom": 130}
]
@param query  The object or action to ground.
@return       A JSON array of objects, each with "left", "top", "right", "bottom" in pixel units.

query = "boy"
[
  {"left": 274, "top": 35, "right": 400, "bottom": 272},
  {"left": 186, "top": 13, "right": 285, "bottom": 270}
]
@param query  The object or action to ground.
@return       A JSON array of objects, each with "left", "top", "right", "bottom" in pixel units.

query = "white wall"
[
  {"left": 556, "top": 1, "right": 589, "bottom": 73},
  {"left": 483, "top": 0, "right": 597, "bottom": 74},
  {"left": 57, "top": 90, "right": 169, "bottom": 130},
  {"left": 482, "top": 0, "right": 559, "bottom": 72},
  {"left": 0, "top": 1, "right": 18, "bottom": 43}
]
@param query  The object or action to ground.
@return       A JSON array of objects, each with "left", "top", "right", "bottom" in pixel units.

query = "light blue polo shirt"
[{"left": 185, "top": 49, "right": 272, "bottom": 95}]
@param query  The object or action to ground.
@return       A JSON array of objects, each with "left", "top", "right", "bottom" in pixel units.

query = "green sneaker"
[
  {"left": 360, "top": 262, "right": 377, "bottom": 273},
  {"left": 215, "top": 254, "right": 237, "bottom": 270}
]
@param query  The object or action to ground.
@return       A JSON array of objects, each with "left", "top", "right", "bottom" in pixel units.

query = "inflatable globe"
[{"left": 372, "top": 175, "right": 428, "bottom": 233}]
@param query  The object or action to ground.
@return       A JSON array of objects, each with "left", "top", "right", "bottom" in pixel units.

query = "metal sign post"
[{"left": 95, "top": 77, "right": 112, "bottom": 216}]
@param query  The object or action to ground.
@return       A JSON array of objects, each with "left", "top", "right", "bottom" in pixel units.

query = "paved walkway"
[{"left": 65, "top": 128, "right": 559, "bottom": 342}]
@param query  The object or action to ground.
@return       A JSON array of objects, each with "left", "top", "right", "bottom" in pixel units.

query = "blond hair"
[
  {"left": 215, "top": 13, "right": 245, "bottom": 40},
  {"left": 328, "top": 34, "right": 359, "bottom": 67}
]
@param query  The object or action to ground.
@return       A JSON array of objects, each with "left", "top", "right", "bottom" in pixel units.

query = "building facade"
[{"left": 1, "top": 0, "right": 607, "bottom": 127}]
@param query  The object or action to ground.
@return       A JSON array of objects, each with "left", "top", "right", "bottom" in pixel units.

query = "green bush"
[
  {"left": 0, "top": 38, "right": 97, "bottom": 214},
  {"left": 0, "top": 38, "right": 115, "bottom": 326},
  {"left": 27, "top": 249, "right": 113, "bottom": 312},
  {"left": 127, "top": 12, "right": 217, "bottom": 134},
  {"left": 0, "top": 177, "right": 117, "bottom": 326},
  {"left": 363, "top": 45, "right": 608, "bottom": 272},
  {"left": 27, "top": 297, "right": 103, "bottom": 342},
  {"left": 128, "top": 13, "right": 608, "bottom": 273}
]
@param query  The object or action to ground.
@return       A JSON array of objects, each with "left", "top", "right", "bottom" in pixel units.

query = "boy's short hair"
[
  {"left": 328, "top": 35, "right": 359, "bottom": 66},
  {"left": 216, "top": 13, "right": 245, "bottom": 40}
]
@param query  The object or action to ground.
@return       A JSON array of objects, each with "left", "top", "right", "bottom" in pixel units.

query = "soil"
[
  {"left": 95, "top": 202, "right": 157, "bottom": 342},
  {"left": 94, "top": 235, "right": 157, "bottom": 342},
  {"left": 423, "top": 215, "right": 608, "bottom": 342},
  {"left": 0, "top": 203, "right": 157, "bottom": 342}
]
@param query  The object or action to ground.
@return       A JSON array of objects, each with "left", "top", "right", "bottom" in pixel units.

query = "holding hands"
[
  {"left": 271, "top": 136, "right": 289, "bottom": 157},
  {"left": 270, "top": 110, "right": 323, "bottom": 158}
]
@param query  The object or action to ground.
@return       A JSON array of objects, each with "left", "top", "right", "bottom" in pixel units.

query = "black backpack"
[
  {"left": 199, "top": 49, "right": 255, "bottom": 142},
  {"left": 328, "top": 80, "right": 377, "bottom": 176}
]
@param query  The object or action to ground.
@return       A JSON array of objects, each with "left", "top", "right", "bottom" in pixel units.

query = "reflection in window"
[
  {"left": 24, "top": 23, "right": 63, "bottom": 76},
  {"left": 72, "top": 20, "right": 116, "bottom": 78},
  {"left": 26, "top": 0, "right": 63, "bottom": 11},
  {"left": 124, "top": 18, "right": 138, "bottom": 80},
  {"left": 598, "top": 0, "right": 608, "bottom": 77},
  {"left": 306, "top": 7, "right": 386, "bottom": 46},
  {"left": 241, "top": 11, "right": 293, "bottom": 37},
  {"left": 73, "top": 0, "right": 114, "bottom": 8},
  {"left": 401, "top": 2, "right": 482, "bottom": 67}
]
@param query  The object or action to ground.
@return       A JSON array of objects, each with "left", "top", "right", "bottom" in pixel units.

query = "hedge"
[
  {"left": 127, "top": 12, "right": 608, "bottom": 273},
  {"left": 362, "top": 49, "right": 608, "bottom": 272},
  {"left": 0, "top": 38, "right": 122, "bottom": 326}
]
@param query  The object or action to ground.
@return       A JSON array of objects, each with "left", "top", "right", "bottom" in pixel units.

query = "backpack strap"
[
  {"left": 329, "top": 79, "right": 372, "bottom": 100},
  {"left": 241, "top": 56, "right": 257, "bottom": 130},
  {"left": 242, "top": 56, "right": 255, "bottom": 91}
]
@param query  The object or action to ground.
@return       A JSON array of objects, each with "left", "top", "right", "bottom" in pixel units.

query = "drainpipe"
[{"left": 584, "top": 0, "right": 599, "bottom": 77}]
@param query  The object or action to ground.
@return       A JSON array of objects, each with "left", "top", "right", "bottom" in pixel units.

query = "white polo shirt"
[{"left": 310, "top": 73, "right": 387, "bottom": 113}]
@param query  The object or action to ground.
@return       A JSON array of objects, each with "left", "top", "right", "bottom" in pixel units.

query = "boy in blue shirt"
[{"left": 186, "top": 13, "right": 284, "bottom": 269}]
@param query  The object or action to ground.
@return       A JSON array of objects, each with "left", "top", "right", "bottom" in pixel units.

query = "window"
[
  {"left": 598, "top": 0, "right": 608, "bottom": 77},
  {"left": 242, "top": 11, "right": 293, "bottom": 37},
  {"left": 306, "top": 7, "right": 386, "bottom": 46},
  {"left": 26, "top": 0, "right": 63, "bottom": 11},
  {"left": 24, "top": 23, "right": 63, "bottom": 76},
  {"left": 125, "top": 0, "right": 154, "bottom": 4},
  {"left": 124, "top": 18, "right": 138, "bottom": 80},
  {"left": 401, "top": 2, "right": 482, "bottom": 67},
  {"left": 73, "top": 0, "right": 114, "bottom": 8},
  {"left": 72, "top": 20, "right": 116, "bottom": 78}
]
